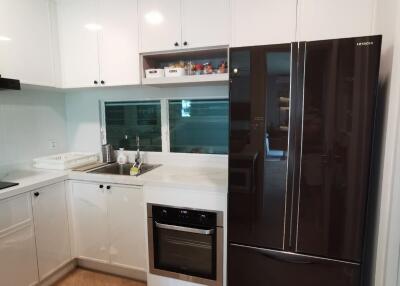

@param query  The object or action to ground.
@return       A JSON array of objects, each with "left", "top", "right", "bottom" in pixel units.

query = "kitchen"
[{"left": 0, "top": 0, "right": 400, "bottom": 286}]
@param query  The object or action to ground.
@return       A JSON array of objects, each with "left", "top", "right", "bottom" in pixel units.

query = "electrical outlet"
[{"left": 48, "top": 140, "right": 57, "bottom": 150}]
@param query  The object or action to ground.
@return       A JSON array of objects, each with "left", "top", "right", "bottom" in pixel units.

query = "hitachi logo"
[{"left": 357, "top": 41, "right": 374, "bottom": 46}]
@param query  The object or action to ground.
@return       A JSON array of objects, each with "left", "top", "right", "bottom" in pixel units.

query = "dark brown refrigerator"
[{"left": 228, "top": 35, "right": 381, "bottom": 286}]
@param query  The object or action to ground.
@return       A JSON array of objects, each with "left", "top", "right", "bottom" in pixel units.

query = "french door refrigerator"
[{"left": 228, "top": 35, "right": 381, "bottom": 286}]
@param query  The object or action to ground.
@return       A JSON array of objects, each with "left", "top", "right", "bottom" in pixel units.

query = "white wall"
[
  {"left": 372, "top": 0, "right": 400, "bottom": 284},
  {"left": 0, "top": 86, "right": 67, "bottom": 174},
  {"left": 65, "top": 85, "right": 229, "bottom": 166}
]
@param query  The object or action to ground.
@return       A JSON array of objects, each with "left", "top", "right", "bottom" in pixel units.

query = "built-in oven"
[{"left": 148, "top": 204, "right": 223, "bottom": 286}]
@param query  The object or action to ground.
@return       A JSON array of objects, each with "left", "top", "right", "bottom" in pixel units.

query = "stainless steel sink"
[{"left": 88, "top": 163, "right": 161, "bottom": 176}]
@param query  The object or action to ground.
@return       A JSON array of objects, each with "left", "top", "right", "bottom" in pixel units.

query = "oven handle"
[{"left": 155, "top": 222, "right": 215, "bottom": 235}]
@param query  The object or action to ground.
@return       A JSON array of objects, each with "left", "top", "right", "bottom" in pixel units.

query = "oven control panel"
[{"left": 152, "top": 205, "right": 217, "bottom": 228}]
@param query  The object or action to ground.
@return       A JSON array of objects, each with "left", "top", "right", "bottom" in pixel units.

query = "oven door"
[{"left": 148, "top": 220, "right": 223, "bottom": 286}]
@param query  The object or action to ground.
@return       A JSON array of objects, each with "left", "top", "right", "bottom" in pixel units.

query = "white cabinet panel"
[
  {"left": 0, "top": 194, "right": 38, "bottom": 286},
  {"left": 108, "top": 185, "right": 146, "bottom": 270},
  {"left": 32, "top": 182, "right": 71, "bottom": 280},
  {"left": 98, "top": 0, "right": 140, "bottom": 86},
  {"left": 182, "top": 0, "right": 230, "bottom": 49},
  {"left": 231, "top": 0, "right": 297, "bottom": 47},
  {"left": 72, "top": 182, "right": 109, "bottom": 263},
  {"left": 0, "top": 0, "right": 54, "bottom": 86},
  {"left": 297, "top": 0, "right": 375, "bottom": 41},
  {"left": 57, "top": 0, "right": 100, "bottom": 88},
  {"left": 139, "top": 0, "right": 182, "bottom": 52}
]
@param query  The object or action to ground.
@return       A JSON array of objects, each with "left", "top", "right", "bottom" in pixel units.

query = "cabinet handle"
[
  {"left": 174, "top": 42, "right": 179, "bottom": 47},
  {"left": 183, "top": 41, "right": 188, "bottom": 46},
  {"left": 101, "top": 80, "right": 105, "bottom": 85},
  {"left": 94, "top": 80, "right": 98, "bottom": 85},
  {"left": 106, "top": 185, "right": 111, "bottom": 190},
  {"left": 99, "top": 184, "right": 104, "bottom": 189},
  {"left": 34, "top": 192, "right": 40, "bottom": 197}
]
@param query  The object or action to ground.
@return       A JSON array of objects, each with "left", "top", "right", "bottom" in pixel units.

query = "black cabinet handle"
[
  {"left": 183, "top": 41, "right": 188, "bottom": 46},
  {"left": 106, "top": 185, "right": 111, "bottom": 190},
  {"left": 174, "top": 42, "right": 179, "bottom": 47},
  {"left": 99, "top": 184, "right": 104, "bottom": 189},
  {"left": 34, "top": 192, "right": 40, "bottom": 197},
  {"left": 101, "top": 80, "right": 105, "bottom": 85},
  {"left": 94, "top": 80, "right": 98, "bottom": 85}
]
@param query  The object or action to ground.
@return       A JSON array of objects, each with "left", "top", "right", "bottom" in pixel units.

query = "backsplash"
[{"left": 0, "top": 87, "right": 67, "bottom": 174}]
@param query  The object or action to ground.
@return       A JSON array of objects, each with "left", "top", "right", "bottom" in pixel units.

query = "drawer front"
[{"left": 0, "top": 193, "right": 32, "bottom": 233}]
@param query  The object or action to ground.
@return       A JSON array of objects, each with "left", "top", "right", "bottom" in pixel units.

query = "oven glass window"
[{"left": 155, "top": 227, "right": 216, "bottom": 279}]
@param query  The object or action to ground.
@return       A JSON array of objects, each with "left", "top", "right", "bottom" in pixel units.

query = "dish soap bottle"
[{"left": 117, "top": 148, "right": 128, "bottom": 165}]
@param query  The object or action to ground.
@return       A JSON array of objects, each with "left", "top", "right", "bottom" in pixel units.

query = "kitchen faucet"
[{"left": 135, "top": 135, "right": 142, "bottom": 165}]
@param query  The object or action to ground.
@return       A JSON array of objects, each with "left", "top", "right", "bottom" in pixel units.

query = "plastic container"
[
  {"left": 117, "top": 148, "right": 128, "bottom": 165},
  {"left": 164, "top": 67, "right": 186, "bottom": 77},
  {"left": 33, "top": 152, "right": 98, "bottom": 170},
  {"left": 145, "top": 69, "right": 165, "bottom": 78}
]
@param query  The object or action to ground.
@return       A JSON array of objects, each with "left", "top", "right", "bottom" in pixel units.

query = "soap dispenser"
[{"left": 117, "top": 148, "right": 128, "bottom": 165}]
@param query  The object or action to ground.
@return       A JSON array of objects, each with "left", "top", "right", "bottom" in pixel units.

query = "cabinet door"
[
  {"left": 297, "top": 0, "right": 375, "bottom": 41},
  {"left": 231, "top": 0, "right": 297, "bottom": 47},
  {"left": 0, "top": 193, "right": 39, "bottom": 286},
  {"left": 139, "top": 0, "right": 182, "bottom": 52},
  {"left": 98, "top": 0, "right": 140, "bottom": 86},
  {"left": 108, "top": 185, "right": 146, "bottom": 270},
  {"left": 0, "top": 0, "right": 54, "bottom": 86},
  {"left": 57, "top": 0, "right": 100, "bottom": 88},
  {"left": 181, "top": 0, "right": 230, "bottom": 49},
  {"left": 32, "top": 182, "right": 71, "bottom": 280},
  {"left": 71, "top": 182, "right": 109, "bottom": 263}
]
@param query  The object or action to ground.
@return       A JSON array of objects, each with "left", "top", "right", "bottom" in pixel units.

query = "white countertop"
[{"left": 0, "top": 165, "right": 228, "bottom": 200}]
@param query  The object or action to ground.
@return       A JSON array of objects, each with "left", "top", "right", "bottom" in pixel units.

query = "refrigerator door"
[
  {"left": 295, "top": 36, "right": 382, "bottom": 262},
  {"left": 228, "top": 243, "right": 360, "bottom": 286},
  {"left": 229, "top": 44, "right": 294, "bottom": 250}
]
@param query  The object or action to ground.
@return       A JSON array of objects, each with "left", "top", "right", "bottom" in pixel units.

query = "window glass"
[
  {"left": 105, "top": 101, "right": 162, "bottom": 151},
  {"left": 169, "top": 99, "right": 228, "bottom": 154}
]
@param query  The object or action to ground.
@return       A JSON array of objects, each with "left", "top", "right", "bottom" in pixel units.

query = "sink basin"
[{"left": 88, "top": 163, "right": 161, "bottom": 176}]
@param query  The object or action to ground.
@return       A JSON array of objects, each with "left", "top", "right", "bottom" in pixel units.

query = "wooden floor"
[{"left": 54, "top": 268, "right": 146, "bottom": 286}]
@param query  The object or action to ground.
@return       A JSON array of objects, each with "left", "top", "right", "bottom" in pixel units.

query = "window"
[
  {"left": 169, "top": 99, "right": 229, "bottom": 154},
  {"left": 105, "top": 101, "right": 162, "bottom": 151}
]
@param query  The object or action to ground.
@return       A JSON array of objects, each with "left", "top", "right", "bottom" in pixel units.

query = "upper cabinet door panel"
[
  {"left": 297, "top": 0, "right": 375, "bottom": 41},
  {"left": 297, "top": 36, "right": 381, "bottom": 262},
  {"left": 139, "top": 0, "right": 182, "bottom": 53},
  {"left": 0, "top": 0, "right": 54, "bottom": 86},
  {"left": 98, "top": 0, "right": 140, "bottom": 86},
  {"left": 231, "top": 0, "right": 297, "bottom": 47},
  {"left": 182, "top": 0, "right": 230, "bottom": 49},
  {"left": 57, "top": 0, "right": 100, "bottom": 88}
]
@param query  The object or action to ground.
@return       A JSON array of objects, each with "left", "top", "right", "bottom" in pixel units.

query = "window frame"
[{"left": 99, "top": 95, "right": 228, "bottom": 155}]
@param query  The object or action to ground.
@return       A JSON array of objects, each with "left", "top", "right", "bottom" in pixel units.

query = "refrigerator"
[{"left": 228, "top": 35, "right": 381, "bottom": 286}]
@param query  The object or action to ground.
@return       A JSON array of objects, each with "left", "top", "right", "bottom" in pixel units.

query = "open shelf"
[{"left": 140, "top": 46, "right": 229, "bottom": 87}]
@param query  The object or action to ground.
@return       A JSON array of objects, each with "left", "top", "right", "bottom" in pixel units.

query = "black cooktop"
[{"left": 0, "top": 181, "right": 19, "bottom": 190}]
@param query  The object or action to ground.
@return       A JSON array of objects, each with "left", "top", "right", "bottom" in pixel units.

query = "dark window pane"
[
  {"left": 169, "top": 99, "right": 228, "bottom": 154},
  {"left": 105, "top": 101, "right": 162, "bottom": 151}
]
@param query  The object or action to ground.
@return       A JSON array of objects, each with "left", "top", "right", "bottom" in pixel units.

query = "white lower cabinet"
[
  {"left": 31, "top": 182, "right": 71, "bottom": 280},
  {"left": 0, "top": 193, "right": 39, "bottom": 286},
  {"left": 71, "top": 181, "right": 146, "bottom": 271}
]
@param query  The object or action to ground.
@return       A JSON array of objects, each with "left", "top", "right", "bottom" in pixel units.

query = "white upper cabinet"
[
  {"left": 57, "top": 0, "right": 100, "bottom": 88},
  {"left": 139, "top": 0, "right": 230, "bottom": 53},
  {"left": 98, "top": 0, "right": 140, "bottom": 86},
  {"left": 0, "top": 0, "right": 55, "bottom": 86},
  {"left": 32, "top": 182, "right": 71, "bottom": 280},
  {"left": 297, "top": 0, "right": 375, "bottom": 41},
  {"left": 231, "top": 0, "right": 297, "bottom": 47},
  {"left": 56, "top": 0, "right": 140, "bottom": 88},
  {"left": 181, "top": 0, "right": 230, "bottom": 49},
  {"left": 139, "top": 0, "right": 182, "bottom": 52}
]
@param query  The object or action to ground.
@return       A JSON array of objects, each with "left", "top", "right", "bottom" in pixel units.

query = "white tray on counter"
[{"left": 33, "top": 152, "right": 99, "bottom": 170}]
